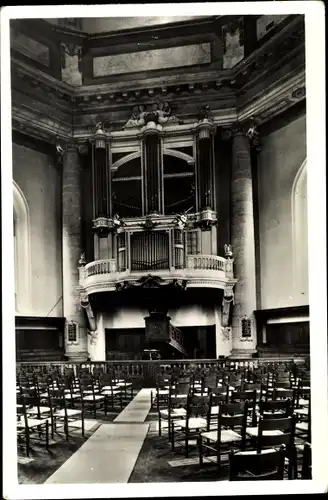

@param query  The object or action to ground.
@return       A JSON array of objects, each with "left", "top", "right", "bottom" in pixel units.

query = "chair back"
[
  {"left": 257, "top": 415, "right": 296, "bottom": 453},
  {"left": 259, "top": 398, "right": 291, "bottom": 418},
  {"left": 187, "top": 394, "right": 212, "bottom": 420},
  {"left": 202, "top": 373, "right": 218, "bottom": 392},
  {"left": 172, "top": 377, "right": 191, "bottom": 397},
  {"left": 229, "top": 446, "right": 285, "bottom": 481}
]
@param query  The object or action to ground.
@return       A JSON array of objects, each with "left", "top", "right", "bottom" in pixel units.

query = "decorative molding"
[
  {"left": 123, "top": 101, "right": 182, "bottom": 130},
  {"left": 221, "top": 326, "right": 231, "bottom": 342},
  {"left": 111, "top": 151, "right": 141, "bottom": 171}
]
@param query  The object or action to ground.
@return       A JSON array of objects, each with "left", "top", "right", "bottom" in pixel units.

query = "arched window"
[
  {"left": 291, "top": 160, "right": 308, "bottom": 300},
  {"left": 13, "top": 181, "right": 32, "bottom": 314}
]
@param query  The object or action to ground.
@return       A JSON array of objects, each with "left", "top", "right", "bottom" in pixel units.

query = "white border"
[{"left": 1, "top": 2, "right": 327, "bottom": 498}]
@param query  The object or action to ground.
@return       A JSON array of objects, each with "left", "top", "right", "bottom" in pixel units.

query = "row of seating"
[
  {"left": 16, "top": 373, "right": 135, "bottom": 457},
  {"left": 152, "top": 372, "right": 311, "bottom": 481}
]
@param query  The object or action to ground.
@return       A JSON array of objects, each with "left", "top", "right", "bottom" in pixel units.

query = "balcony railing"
[{"left": 186, "top": 254, "right": 225, "bottom": 271}]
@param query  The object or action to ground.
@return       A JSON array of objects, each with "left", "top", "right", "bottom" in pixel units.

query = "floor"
[
  {"left": 18, "top": 389, "right": 309, "bottom": 484},
  {"left": 44, "top": 388, "right": 152, "bottom": 484}
]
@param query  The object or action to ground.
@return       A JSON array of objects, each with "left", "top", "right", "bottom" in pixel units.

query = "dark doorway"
[{"left": 106, "top": 328, "right": 145, "bottom": 360}]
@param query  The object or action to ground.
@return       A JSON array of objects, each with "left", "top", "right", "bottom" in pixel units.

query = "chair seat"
[
  {"left": 171, "top": 394, "right": 189, "bottom": 399},
  {"left": 26, "top": 406, "right": 50, "bottom": 415},
  {"left": 294, "top": 408, "right": 308, "bottom": 416},
  {"left": 101, "top": 390, "right": 121, "bottom": 395},
  {"left": 53, "top": 408, "right": 81, "bottom": 417},
  {"left": 157, "top": 389, "right": 169, "bottom": 395},
  {"left": 17, "top": 417, "right": 50, "bottom": 429},
  {"left": 117, "top": 382, "right": 132, "bottom": 387},
  {"left": 296, "top": 422, "right": 308, "bottom": 431},
  {"left": 235, "top": 448, "right": 277, "bottom": 456},
  {"left": 298, "top": 399, "right": 309, "bottom": 407},
  {"left": 177, "top": 417, "right": 207, "bottom": 429},
  {"left": 201, "top": 429, "right": 242, "bottom": 443},
  {"left": 101, "top": 385, "right": 120, "bottom": 391},
  {"left": 83, "top": 395, "right": 105, "bottom": 401},
  {"left": 160, "top": 408, "right": 186, "bottom": 417},
  {"left": 246, "top": 427, "right": 284, "bottom": 437},
  {"left": 64, "top": 393, "right": 80, "bottom": 399}
]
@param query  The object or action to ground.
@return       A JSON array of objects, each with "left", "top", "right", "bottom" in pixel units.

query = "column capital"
[
  {"left": 220, "top": 116, "right": 261, "bottom": 151},
  {"left": 55, "top": 138, "right": 89, "bottom": 164}
]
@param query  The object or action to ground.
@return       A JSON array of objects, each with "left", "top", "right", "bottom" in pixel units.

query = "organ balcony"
[{"left": 78, "top": 215, "right": 236, "bottom": 295}]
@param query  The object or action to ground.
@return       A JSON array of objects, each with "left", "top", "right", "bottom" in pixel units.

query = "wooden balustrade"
[{"left": 16, "top": 358, "right": 305, "bottom": 386}]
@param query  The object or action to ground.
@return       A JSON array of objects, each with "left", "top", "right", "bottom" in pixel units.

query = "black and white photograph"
[{"left": 1, "top": 2, "right": 327, "bottom": 498}]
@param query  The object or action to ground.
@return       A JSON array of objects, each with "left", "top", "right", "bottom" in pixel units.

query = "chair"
[
  {"left": 17, "top": 390, "right": 50, "bottom": 457},
  {"left": 48, "top": 388, "right": 85, "bottom": 441},
  {"left": 79, "top": 377, "right": 107, "bottom": 418},
  {"left": 259, "top": 398, "right": 291, "bottom": 420},
  {"left": 198, "top": 401, "right": 248, "bottom": 470},
  {"left": 229, "top": 446, "right": 286, "bottom": 481},
  {"left": 158, "top": 378, "right": 191, "bottom": 438},
  {"left": 295, "top": 397, "right": 311, "bottom": 442},
  {"left": 255, "top": 415, "right": 297, "bottom": 479},
  {"left": 98, "top": 373, "right": 122, "bottom": 410},
  {"left": 207, "top": 386, "right": 229, "bottom": 429},
  {"left": 172, "top": 394, "right": 211, "bottom": 457},
  {"left": 232, "top": 389, "right": 257, "bottom": 427},
  {"left": 272, "top": 388, "right": 296, "bottom": 412}
]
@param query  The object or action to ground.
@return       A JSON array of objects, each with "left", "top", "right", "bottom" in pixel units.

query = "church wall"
[
  {"left": 12, "top": 143, "right": 63, "bottom": 317},
  {"left": 257, "top": 113, "right": 307, "bottom": 310}
]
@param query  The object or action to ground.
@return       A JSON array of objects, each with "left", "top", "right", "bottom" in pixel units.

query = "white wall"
[
  {"left": 257, "top": 114, "right": 308, "bottom": 309},
  {"left": 12, "top": 143, "right": 63, "bottom": 317}
]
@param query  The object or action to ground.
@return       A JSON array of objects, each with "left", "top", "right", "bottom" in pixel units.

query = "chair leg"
[
  {"left": 45, "top": 421, "right": 49, "bottom": 451},
  {"left": 25, "top": 429, "right": 30, "bottom": 458},
  {"left": 158, "top": 414, "right": 161, "bottom": 437},
  {"left": 81, "top": 413, "right": 85, "bottom": 438},
  {"left": 198, "top": 435, "right": 203, "bottom": 465},
  {"left": 171, "top": 422, "right": 175, "bottom": 452},
  {"left": 64, "top": 417, "right": 69, "bottom": 442},
  {"left": 185, "top": 432, "right": 189, "bottom": 458}
]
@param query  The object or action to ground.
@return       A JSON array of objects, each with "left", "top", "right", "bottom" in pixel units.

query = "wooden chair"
[
  {"left": 229, "top": 446, "right": 286, "bottom": 481},
  {"left": 232, "top": 389, "right": 257, "bottom": 427},
  {"left": 48, "top": 387, "right": 85, "bottom": 441},
  {"left": 272, "top": 388, "right": 296, "bottom": 412},
  {"left": 171, "top": 394, "right": 211, "bottom": 457},
  {"left": 17, "top": 390, "right": 49, "bottom": 457},
  {"left": 295, "top": 397, "right": 311, "bottom": 442},
  {"left": 255, "top": 415, "right": 297, "bottom": 479},
  {"left": 98, "top": 373, "right": 122, "bottom": 410},
  {"left": 79, "top": 377, "right": 107, "bottom": 418},
  {"left": 207, "top": 386, "right": 230, "bottom": 429},
  {"left": 198, "top": 401, "right": 248, "bottom": 470},
  {"left": 158, "top": 378, "right": 191, "bottom": 438}
]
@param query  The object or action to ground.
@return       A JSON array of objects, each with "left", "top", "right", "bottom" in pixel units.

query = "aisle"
[
  {"left": 45, "top": 389, "right": 152, "bottom": 484},
  {"left": 114, "top": 388, "right": 152, "bottom": 423}
]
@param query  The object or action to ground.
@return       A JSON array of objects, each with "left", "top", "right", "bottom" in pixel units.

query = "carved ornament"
[{"left": 124, "top": 101, "right": 182, "bottom": 129}]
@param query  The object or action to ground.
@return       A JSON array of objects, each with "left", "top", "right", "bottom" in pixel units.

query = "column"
[
  {"left": 230, "top": 127, "right": 257, "bottom": 357},
  {"left": 195, "top": 115, "right": 217, "bottom": 232},
  {"left": 62, "top": 144, "right": 88, "bottom": 361}
]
